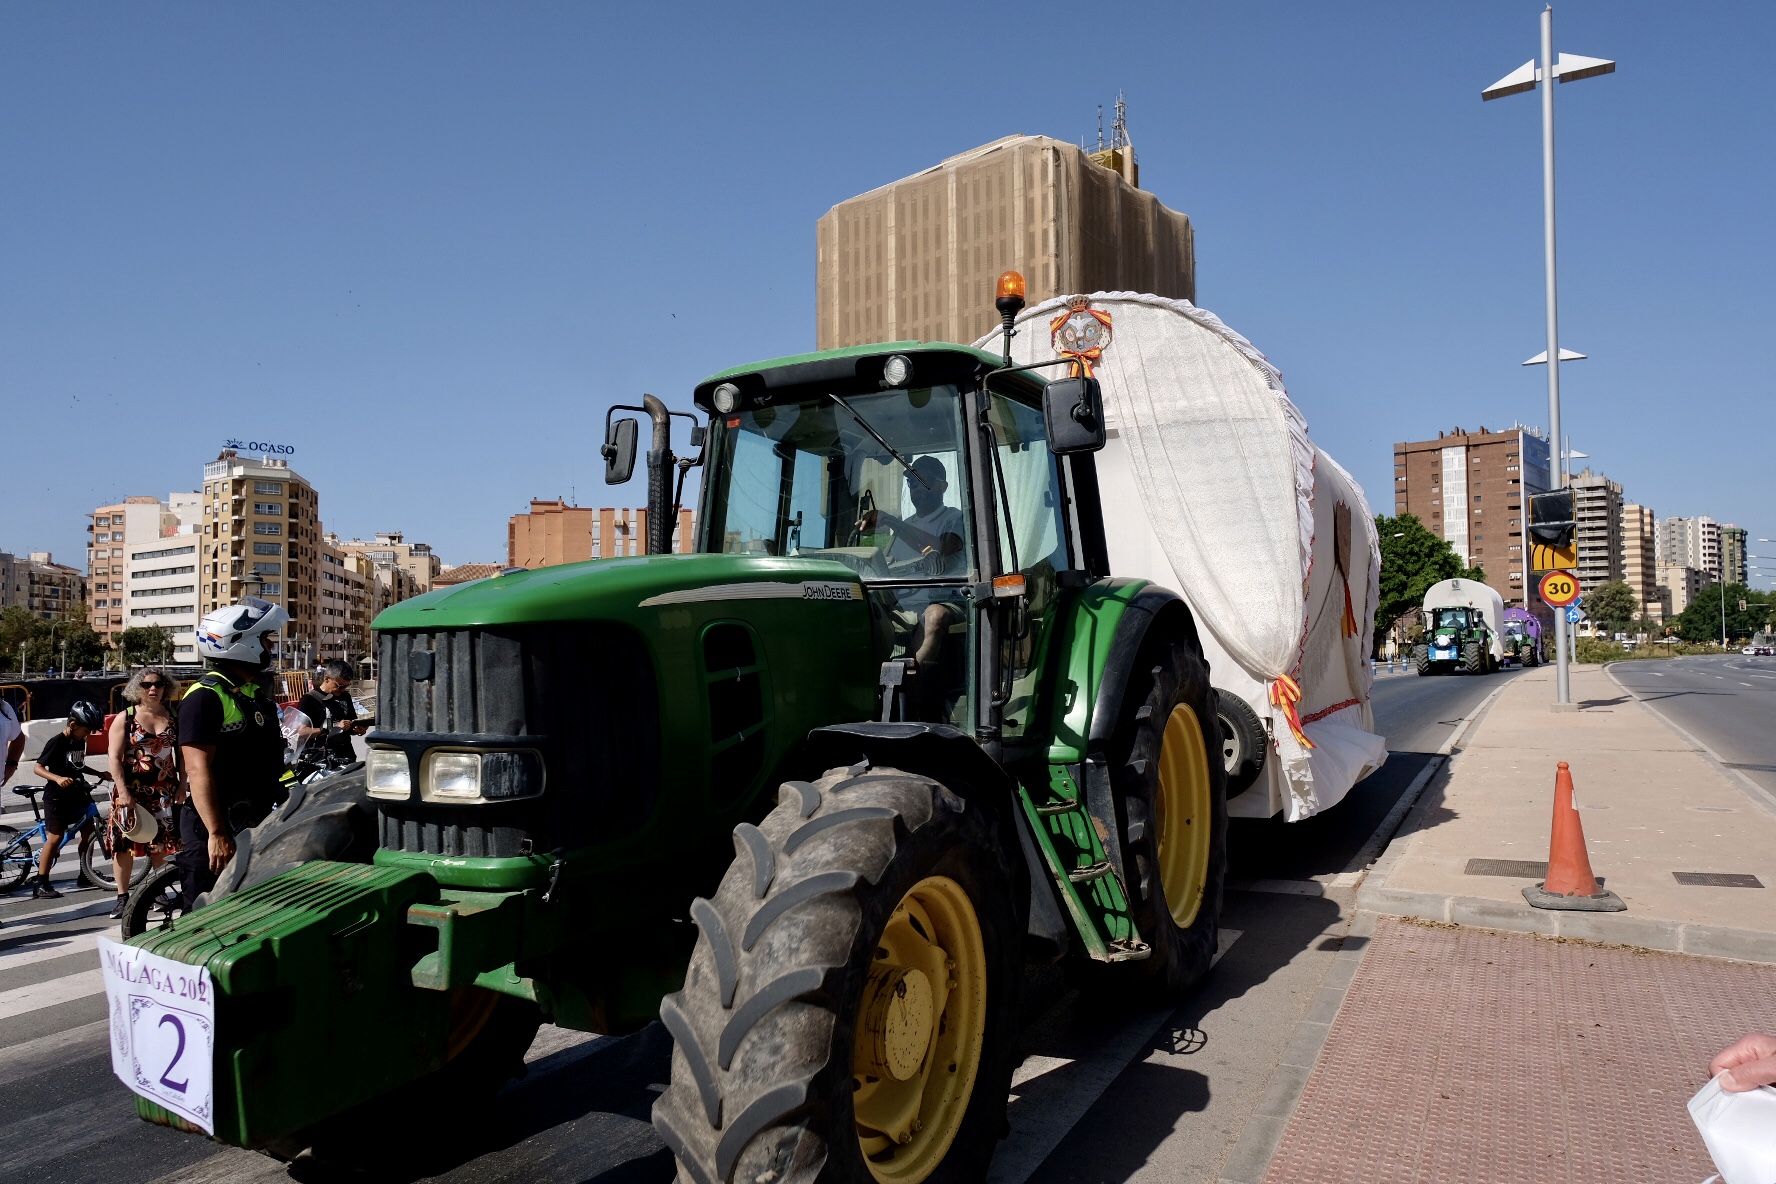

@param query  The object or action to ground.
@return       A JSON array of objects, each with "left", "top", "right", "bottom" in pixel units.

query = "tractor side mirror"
[
  {"left": 603, "top": 417, "right": 638, "bottom": 484},
  {"left": 1044, "top": 376, "right": 1106, "bottom": 455}
]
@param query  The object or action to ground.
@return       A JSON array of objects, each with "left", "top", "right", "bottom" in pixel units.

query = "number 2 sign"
[{"left": 98, "top": 937, "right": 216, "bottom": 1134}]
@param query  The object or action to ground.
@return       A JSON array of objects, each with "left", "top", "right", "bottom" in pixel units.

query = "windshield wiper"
[{"left": 825, "top": 392, "right": 931, "bottom": 490}]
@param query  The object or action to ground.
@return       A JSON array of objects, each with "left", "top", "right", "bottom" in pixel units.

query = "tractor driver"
[{"left": 854, "top": 455, "right": 967, "bottom": 711}]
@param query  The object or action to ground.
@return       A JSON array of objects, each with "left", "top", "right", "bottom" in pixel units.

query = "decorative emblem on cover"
[{"left": 1050, "top": 296, "right": 1114, "bottom": 377}]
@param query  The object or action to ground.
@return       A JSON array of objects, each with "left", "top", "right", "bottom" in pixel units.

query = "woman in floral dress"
[{"left": 105, "top": 668, "right": 182, "bottom": 919}]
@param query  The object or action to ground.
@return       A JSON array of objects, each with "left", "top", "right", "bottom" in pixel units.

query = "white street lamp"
[{"left": 1484, "top": 6, "right": 1615, "bottom": 708}]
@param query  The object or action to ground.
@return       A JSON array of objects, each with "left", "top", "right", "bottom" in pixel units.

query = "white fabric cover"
[
  {"left": 1422, "top": 578, "right": 1507, "bottom": 663},
  {"left": 976, "top": 291, "right": 1385, "bottom": 820}
]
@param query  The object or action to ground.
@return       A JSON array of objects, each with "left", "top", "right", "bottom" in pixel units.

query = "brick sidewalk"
[{"left": 1261, "top": 916, "right": 1770, "bottom": 1184}]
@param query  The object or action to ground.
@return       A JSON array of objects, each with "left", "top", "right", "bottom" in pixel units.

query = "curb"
[
  {"left": 1353, "top": 662, "right": 1776, "bottom": 966},
  {"left": 1215, "top": 677, "right": 1513, "bottom": 1184},
  {"left": 1603, "top": 659, "right": 1776, "bottom": 818}
]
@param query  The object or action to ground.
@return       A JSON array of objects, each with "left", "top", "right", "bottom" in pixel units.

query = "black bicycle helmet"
[{"left": 69, "top": 700, "right": 103, "bottom": 729}]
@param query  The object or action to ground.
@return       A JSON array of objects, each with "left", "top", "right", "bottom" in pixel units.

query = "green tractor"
[{"left": 120, "top": 285, "right": 1227, "bottom": 1182}]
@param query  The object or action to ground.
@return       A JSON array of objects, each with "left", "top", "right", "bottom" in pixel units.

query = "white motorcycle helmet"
[{"left": 195, "top": 597, "right": 289, "bottom": 667}]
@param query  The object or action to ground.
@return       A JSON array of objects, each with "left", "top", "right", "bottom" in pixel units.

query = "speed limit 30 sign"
[{"left": 1539, "top": 570, "right": 1581, "bottom": 608}]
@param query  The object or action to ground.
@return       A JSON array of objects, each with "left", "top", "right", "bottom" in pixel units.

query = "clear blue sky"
[{"left": 7, "top": 2, "right": 1773, "bottom": 585}]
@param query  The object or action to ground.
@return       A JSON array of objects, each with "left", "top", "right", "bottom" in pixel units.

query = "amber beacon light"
[{"left": 995, "top": 270, "right": 1027, "bottom": 363}]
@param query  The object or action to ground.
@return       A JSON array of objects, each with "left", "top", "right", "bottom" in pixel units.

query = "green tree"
[
  {"left": 1374, "top": 513, "right": 1486, "bottom": 651},
  {"left": 1581, "top": 580, "right": 1639, "bottom": 635},
  {"left": 117, "top": 625, "right": 174, "bottom": 666},
  {"left": 1672, "top": 584, "right": 1771, "bottom": 644},
  {"left": 0, "top": 607, "right": 42, "bottom": 671}
]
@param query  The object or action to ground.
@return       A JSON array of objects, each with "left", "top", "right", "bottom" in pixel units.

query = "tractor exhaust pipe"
[{"left": 642, "top": 393, "right": 674, "bottom": 555}]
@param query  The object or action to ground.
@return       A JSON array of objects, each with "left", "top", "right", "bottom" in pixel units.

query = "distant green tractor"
[
  {"left": 123, "top": 282, "right": 1227, "bottom": 1182},
  {"left": 1413, "top": 606, "right": 1497, "bottom": 675}
]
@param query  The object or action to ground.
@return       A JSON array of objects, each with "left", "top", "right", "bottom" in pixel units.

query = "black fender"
[
  {"left": 1086, "top": 583, "right": 1209, "bottom": 754},
  {"left": 803, "top": 722, "right": 1061, "bottom": 957}
]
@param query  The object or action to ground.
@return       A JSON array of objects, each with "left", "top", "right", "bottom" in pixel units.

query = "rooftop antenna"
[
  {"left": 1096, "top": 105, "right": 1105, "bottom": 150},
  {"left": 1111, "top": 92, "right": 1129, "bottom": 151}
]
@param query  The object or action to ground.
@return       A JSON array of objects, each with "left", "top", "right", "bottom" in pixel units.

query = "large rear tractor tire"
[
  {"left": 1214, "top": 690, "right": 1268, "bottom": 796},
  {"left": 654, "top": 764, "right": 1022, "bottom": 1184},
  {"left": 119, "top": 861, "right": 188, "bottom": 939},
  {"left": 1412, "top": 645, "right": 1432, "bottom": 676},
  {"left": 1101, "top": 640, "right": 1228, "bottom": 998},
  {"left": 200, "top": 765, "right": 376, "bottom": 906},
  {"left": 1462, "top": 642, "right": 1485, "bottom": 675}
]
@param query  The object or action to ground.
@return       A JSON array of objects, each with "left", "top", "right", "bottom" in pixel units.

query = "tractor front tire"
[
  {"left": 1462, "top": 642, "right": 1485, "bottom": 675},
  {"left": 1214, "top": 690, "right": 1268, "bottom": 796},
  {"left": 655, "top": 764, "right": 1021, "bottom": 1184},
  {"left": 1104, "top": 640, "right": 1228, "bottom": 998},
  {"left": 1413, "top": 645, "right": 1432, "bottom": 676}
]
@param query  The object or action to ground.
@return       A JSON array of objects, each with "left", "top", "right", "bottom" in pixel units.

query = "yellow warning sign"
[{"left": 1531, "top": 541, "right": 1578, "bottom": 573}]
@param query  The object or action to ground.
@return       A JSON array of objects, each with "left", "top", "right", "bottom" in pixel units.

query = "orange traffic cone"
[{"left": 1523, "top": 761, "right": 1626, "bottom": 912}]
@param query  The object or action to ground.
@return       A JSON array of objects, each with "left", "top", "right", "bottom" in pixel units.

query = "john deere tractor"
[
  {"left": 1413, "top": 606, "right": 1495, "bottom": 675},
  {"left": 121, "top": 278, "right": 1227, "bottom": 1183}
]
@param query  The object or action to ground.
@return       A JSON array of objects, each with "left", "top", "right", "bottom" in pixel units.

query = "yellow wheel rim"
[
  {"left": 852, "top": 875, "right": 987, "bottom": 1182},
  {"left": 1154, "top": 704, "right": 1212, "bottom": 929}
]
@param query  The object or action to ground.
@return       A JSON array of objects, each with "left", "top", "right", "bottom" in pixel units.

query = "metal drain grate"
[
  {"left": 1672, "top": 871, "right": 1765, "bottom": 888},
  {"left": 1464, "top": 858, "right": 1549, "bottom": 878}
]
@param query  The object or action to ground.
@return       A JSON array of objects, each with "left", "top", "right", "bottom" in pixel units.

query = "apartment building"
[
  {"left": 1392, "top": 425, "right": 1553, "bottom": 609},
  {"left": 508, "top": 499, "right": 694, "bottom": 568},
  {"left": 816, "top": 123, "right": 1194, "bottom": 349},
  {"left": 1569, "top": 470, "right": 1625, "bottom": 590},
  {"left": 87, "top": 497, "right": 171, "bottom": 641},
  {"left": 1659, "top": 517, "right": 1721, "bottom": 583},
  {"left": 125, "top": 536, "right": 203, "bottom": 662},
  {"left": 0, "top": 552, "right": 83, "bottom": 620},
  {"left": 197, "top": 450, "right": 324, "bottom": 660},
  {"left": 317, "top": 544, "right": 375, "bottom": 662},
  {"left": 1721, "top": 525, "right": 1748, "bottom": 587},
  {"left": 1660, "top": 565, "right": 1708, "bottom": 617},
  {"left": 332, "top": 531, "right": 441, "bottom": 596},
  {"left": 1621, "top": 504, "right": 1660, "bottom": 622}
]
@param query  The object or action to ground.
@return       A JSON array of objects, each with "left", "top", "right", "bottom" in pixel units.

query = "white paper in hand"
[
  {"left": 1689, "top": 1073, "right": 1776, "bottom": 1184},
  {"left": 98, "top": 937, "right": 216, "bottom": 1135}
]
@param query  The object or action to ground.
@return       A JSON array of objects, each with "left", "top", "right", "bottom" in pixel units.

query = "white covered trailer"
[
  {"left": 978, "top": 292, "right": 1387, "bottom": 821},
  {"left": 1421, "top": 578, "right": 1506, "bottom": 665}
]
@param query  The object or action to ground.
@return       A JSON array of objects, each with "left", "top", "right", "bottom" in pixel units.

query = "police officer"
[{"left": 176, "top": 597, "right": 289, "bottom": 908}]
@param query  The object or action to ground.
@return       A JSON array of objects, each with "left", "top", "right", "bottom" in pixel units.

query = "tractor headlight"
[
  {"left": 881, "top": 354, "right": 914, "bottom": 387},
  {"left": 712, "top": 382, "right": 741, "bottom": 414},
  {"left": 365, "top": 748, "right": 411, "bottom": 800},
  {"left": 419, "top": 750, "right": 545, "bottom": 803}
]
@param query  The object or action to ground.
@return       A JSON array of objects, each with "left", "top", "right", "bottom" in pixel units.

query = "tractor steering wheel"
[{"left": 848, "top": 489, "right": 879, "bottom": 548}]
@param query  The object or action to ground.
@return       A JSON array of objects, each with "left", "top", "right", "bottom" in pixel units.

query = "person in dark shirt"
[
  {"left": 28, "top": 701, "right": 109, "bottom": 898},
  {"left": 295, "top": 660, "right": 361, "bottom": 767},
  {"left": 176, "top": 597, "right": 290, "bottom": 909}
]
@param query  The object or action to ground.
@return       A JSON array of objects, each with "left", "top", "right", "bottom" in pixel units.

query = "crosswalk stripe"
[
  {"left": 0, "top": 966, "right": 105, "bottom": 1021},
  {"left": 1, "top": 900, "right": 114, "bottom": 937},
  {"left": 0, "top": 931, "right": 99, "bottom": 969}
]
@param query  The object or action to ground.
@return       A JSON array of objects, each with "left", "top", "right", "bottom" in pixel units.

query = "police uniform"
[{"left": 175, "top": 670, "right": 285, "bottom": 905}]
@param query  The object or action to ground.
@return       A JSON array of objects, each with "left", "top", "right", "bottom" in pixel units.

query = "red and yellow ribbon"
[
  {"left": 1269, "top": 674, "right": 1316, "bottom": 750},
  {"left": 1049, "top": 307, "right": 1114, "bottom": 377}
]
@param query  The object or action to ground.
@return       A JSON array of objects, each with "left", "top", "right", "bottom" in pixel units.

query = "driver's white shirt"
[{"left": 888, "top": 504, "right": 965, "bottom": 569}]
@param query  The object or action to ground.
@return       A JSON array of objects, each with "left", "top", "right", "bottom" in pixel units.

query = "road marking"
[
  {"left": 0, "top": 931, "right": 98, "bottom": 970},
  {"left": 0, "top": 966, "right": 102, "bottom": 1021},
  {"left": 0, "top": 899, "right": 114, "bottom": 937},
  {"left": 1743, "top": 682, "right": 1756, "bottom": 688},
  {"left": 984, "top": 929, "right": 1243, "bottom": 1183}
]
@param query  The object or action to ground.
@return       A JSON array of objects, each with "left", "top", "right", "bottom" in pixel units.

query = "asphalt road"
[
  {"left": 3, "top": 664, "right": 1519, "bottom": 1184},
  {"left": 1607, "top": 654, "right": 1776, "bottom": 805}
]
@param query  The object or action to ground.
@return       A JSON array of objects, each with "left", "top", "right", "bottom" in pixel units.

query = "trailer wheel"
[
  {"left": 654, "top": 764, "right": 1021, "bottom": 1184},
  {"left": 1462, "top": 642, "right": 1485, "bottom": 675},
  {"left": 1412, "top": 645, "right": 1432, "bottom": 676},
  {"left": 1214, "top": 690, "right": 1268, "bottom": 795},
  {"left": 1105, "top": 640, "right": 1227, "bottom": 998}
]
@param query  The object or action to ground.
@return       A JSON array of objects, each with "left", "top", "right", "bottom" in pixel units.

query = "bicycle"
[{"left": 1, "top": 778, "right": 147, "bottom": 895}]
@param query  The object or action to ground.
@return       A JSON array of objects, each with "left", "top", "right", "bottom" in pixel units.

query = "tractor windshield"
[
  {"left": 702, "top": 384, "right": 971, "bottom": 585},
  {"left": 1432, "top": 608, "right": 1471, "bottom": 631}
]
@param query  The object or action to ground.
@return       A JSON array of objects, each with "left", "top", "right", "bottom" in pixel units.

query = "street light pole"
[{"left": 1484, "top": 6, "right": 1615, "bottom": 708}]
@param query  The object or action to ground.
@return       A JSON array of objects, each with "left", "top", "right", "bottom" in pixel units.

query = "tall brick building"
[
  {"left": 507, "top": 499, "right": 694, "bottom": 568},
  {"left": 1392, "top": 425, "right": 1552, "bottom": 609}
]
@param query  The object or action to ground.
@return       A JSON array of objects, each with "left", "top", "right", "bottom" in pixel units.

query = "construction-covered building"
[
  {"left": 1392, "top": 425, "right": 1553, "bottom": 609},
  {"left": 816, "top": 103, "right": 1194, "bottom": 349},
  {"left": 1721, "top": 524, "right": 1748, "bottom": 587}
]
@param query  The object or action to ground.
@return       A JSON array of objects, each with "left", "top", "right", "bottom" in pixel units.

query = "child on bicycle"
[{"left": 29, "top": 701, "right": 109, "bottom": 899}]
